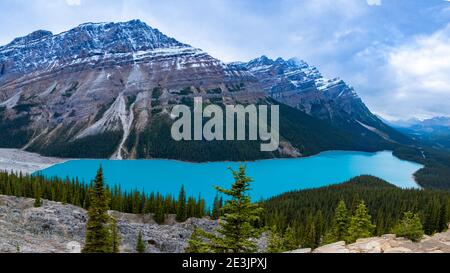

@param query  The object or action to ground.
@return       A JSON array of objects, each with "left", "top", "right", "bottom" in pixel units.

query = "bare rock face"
[
  {"left": 0, "top": 195, "right": 267, "bottom": 253},
  {"left": 0, "top": 195, "right": 214, "bottom": 253},
  {"left": 301, "top": 231, "right": 450, "bottom": 253},
  {"left": 312, "top": 241, "right": 350, "bottom": 253},
  {"left": 0, "top": 195, "right": 87, "bottom": 253}
]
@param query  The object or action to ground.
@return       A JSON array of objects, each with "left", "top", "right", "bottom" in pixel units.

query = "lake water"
[{"left": 36, "top": 151, "right": 423, "bottom": 204}]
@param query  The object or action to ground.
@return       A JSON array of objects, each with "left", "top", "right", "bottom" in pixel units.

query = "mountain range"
[
  {"left": 0, "top": 19, "right": 410, "bottom": 161},
  {"left": 390, "top": 117, "right": 450, "bottom": 151}
]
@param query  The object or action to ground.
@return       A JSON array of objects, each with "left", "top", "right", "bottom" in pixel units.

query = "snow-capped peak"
[{"left": 0, "top": 19, "right": 194, "bottom": 79}]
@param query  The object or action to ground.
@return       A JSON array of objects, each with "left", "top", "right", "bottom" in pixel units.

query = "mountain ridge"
[{"left": 0, "top": 19, "right": 410, "bottom": 160}]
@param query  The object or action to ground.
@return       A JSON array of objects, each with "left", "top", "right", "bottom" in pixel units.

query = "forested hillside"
[
  {"left": 394, "top": 146, "right": 450, "bottom": 190},
  {"left": 263, "top": 176, "right": 450, "bottom": 249},
  {"left": 0, "top": 171, "right": 207, "bottom": 224}
]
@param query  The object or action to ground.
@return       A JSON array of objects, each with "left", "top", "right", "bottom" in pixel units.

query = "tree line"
[
  {"left": 1, "top": 168, "right": 449, "bottom": 253},
  {"left": 0, "top": 170, "right": 208, "bottom": 224},
  {"left": 263, "top": 175, "right": 450, "bottom": 250}
]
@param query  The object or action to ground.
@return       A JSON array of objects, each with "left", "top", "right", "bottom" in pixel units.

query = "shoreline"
[
  {"left": 0, "top": 148, "right": 68, "bottom": 175},
  {"left": 0, "top": 148, "right": 425, "bottom": 190}
]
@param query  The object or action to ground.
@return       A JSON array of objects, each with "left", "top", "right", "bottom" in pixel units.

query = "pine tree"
[
  {"left": 323, "top": 200, "right": 349, "bottom": 244},
  {"left": 196, "top": 195, "right": 206, "bottom": 218},
  {"left": 346, "top": 201, "right": 375, "bottom": 243},
  {"left": 110, "top": 216, "right": 121, "bottom": 253},
  {"left": 136, "top": 230, "right": 146, "bottom": 253},
  {"left": 392, "top": 211, "right": 424, "bottom": 242},
  {"left": 187, "top": 197, "right": 197, "bottom": 218},
  {"left": 211, "top": 194, "right": 222, "bottom": 220},
  {"left": 302, "top": 213, "right": 317, "bottom": 248},
  {"left": 267, "top": 226, "right": 284, "bottom": 253},
  {"left": 188, "top": 166, "right": 264, "bottom": 253},
  {"left": 176, "top": 185, "right": 187, "bottom": 222},
  {"left": 34, "top": 183, "right": 42, "bottom": 208},
  {"left": 282, "top": 226, "right": 298, "bottom": 251},
  {"left": 186, "top": 228, "right": 212, "bottom": 253},
  {"left": 82, "top": 167, "right": 113, "bottom": 253},
  {"left": 153, "top": 193, "right": 165, "bottom": 224}
]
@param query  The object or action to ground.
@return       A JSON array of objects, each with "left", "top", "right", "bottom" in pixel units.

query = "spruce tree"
[
  {"left": 82, "top": 167, "right": 113, "bottom": 253},
  {"left": 188, "top": 166, "right": 264, "bottom": 253},
  {"left": 153, "top": 193, "right": 165, "bottom": 224},
  {"left": 176, "top": 185, "right": 187, "bottom": 222},
  {"left": 185, "top": 228, "right": 212, "bottom": 253},
  {"left": 392, "top": 211, "right": 424, "bottom": 242},
  {"left": 110, "top": 216, "right": 121, "bottom": 253},
  {"left": 282, "top": 226, "right": 298, "bottom": 251},
  {"left": 323, "top": 200, "right": 349, "bottom": 244},
  {"left": 34, "top": 183, "right": 42, "bottom": 208},
  {"left": 211, "top": 194, "right": 221, "bottom": 220},
  {"left": 136, "top": 230, "right": 146, "bottom": 253},
  {"left": 302, "top": 213, "right": 317, "bottom": 248},
  {"left": 267, "top": 226, "right": 284, "bottom": 253},
  {"left": 346, "top": 201, "right": 375, "bottom": 243}
]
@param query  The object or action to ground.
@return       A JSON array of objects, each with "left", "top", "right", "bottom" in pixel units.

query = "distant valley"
[{"left": 390, "top": 117, "right": 450, "bottom": 151}]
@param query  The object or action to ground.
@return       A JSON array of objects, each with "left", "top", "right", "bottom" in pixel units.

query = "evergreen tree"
[
  {"left": 346, "top": 201, "right": 375, "bottom": 243},
  {"left": 153, "top": 193, "right": 165, "bottom": 224},
  {"left": 267, "top": 226, "right": 284, "bottom": 253},
  {"left": 34, "top": 183, "right": 42, "bottom": 208},
  {"left": 176, "top": 185, "right": 187, "bottom": 222},
  {"left": 392, "top": 211, "right": 424, "bottom": 242},
  {"left": 211, "top": 194, "right": 222, "bottom": 220},
  {"left": 302, "top": 213, "right": 317, "bottom": 248},
  {"left": 323, "top": 200, "right": 349, "bottom": 244},
  {"left": 188, "top": 166, "right": 264, "bottom": 253},
  {"left": 136, "top": 230, "right": 146, "bottom": 253},
  {"left": 185, "top": 228, "right": 212, "bottom": 253},
  {"left": 82, "top": 167, "right": 113, "bottom": 253},
  {"left": 110, "top": 216, "right": 121, "bottom": 253},
  {"left": 187, "top": 197, "right": 197, "bottom": 218},
  {"left": 282, "top": 226, "right": 298, "bottom": 251}
]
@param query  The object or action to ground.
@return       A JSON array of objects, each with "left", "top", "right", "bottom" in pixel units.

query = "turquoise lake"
[{"left": 36, "top": 151, "right": 423, "bottom": 205}]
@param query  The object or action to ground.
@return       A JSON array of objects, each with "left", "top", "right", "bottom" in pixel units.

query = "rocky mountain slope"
[
  {"left": 235, "top": 56, "right": 409, "bottom": 144},
  {"left": 0, "top": 20, "right": 409, "bottom": 160}
]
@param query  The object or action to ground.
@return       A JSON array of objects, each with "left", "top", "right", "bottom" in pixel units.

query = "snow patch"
[
  {"left": 76, "top": 93, "right": 126, "bottom": 139},
  {"left": 0, "top": 91, "right": 23, "bottom": 109},
  {"left": 356, "top": 120, "right": 394, "bottom": 142}
]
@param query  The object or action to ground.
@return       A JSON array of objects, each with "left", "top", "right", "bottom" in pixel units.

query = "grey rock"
[{"left": 0, "top": 195, "right": 266, "bottom": 253}]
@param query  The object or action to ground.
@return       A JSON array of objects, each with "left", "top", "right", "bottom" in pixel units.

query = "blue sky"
[{"left": 1, "top": 0, "right": 450, "bottom": 120}]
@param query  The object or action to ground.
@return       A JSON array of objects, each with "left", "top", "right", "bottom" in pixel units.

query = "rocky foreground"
[
  {"left": 0, "top": 195, "right": 219, "bottom": 253},
  {"left": 1, "top": 195, "right": 450, "bottom": 253},
  {"left": 288, "top": 230, "right": 450, "bottom": 254}
]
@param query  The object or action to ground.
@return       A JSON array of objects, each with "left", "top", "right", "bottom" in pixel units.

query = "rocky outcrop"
[
  {"left": 0, "top": 195, "right": 268, "bottom": 253},
  {"left": 2, "top": 195, "right": 449, "bottom": 253},
  {"left": 288, "top": 230, "right": 450, "bottom": 253},
  {"left": 0, "top": 195, "right": 217, "bottom": 253}
]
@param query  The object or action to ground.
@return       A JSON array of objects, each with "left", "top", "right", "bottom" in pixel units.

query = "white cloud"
[
  {"left": 366, "top": 0, "right": 381, "bottom": 6},
  {"left": 384, "top": 24, "right": 450, "bottom": 118},
  {"left": 66, "top": 0, "right": 81, "bottom": 6}
]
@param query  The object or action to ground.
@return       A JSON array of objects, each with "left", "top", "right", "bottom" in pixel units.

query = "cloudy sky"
[{"left": 1, "top": 0, "right": 450, "bottom": 120}]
